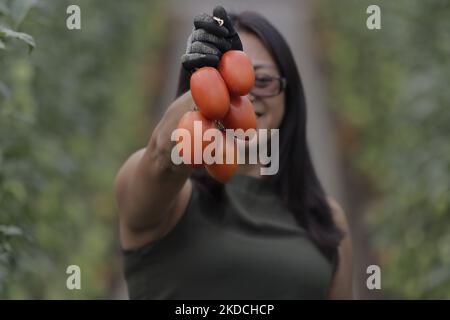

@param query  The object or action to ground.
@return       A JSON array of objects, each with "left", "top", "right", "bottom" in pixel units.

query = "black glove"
[
  {"left": 212, "top": 6, "right": 242, "bottom": 52},
  {"left": 181, "top": 6, "right": 243, "bottom": 72}
]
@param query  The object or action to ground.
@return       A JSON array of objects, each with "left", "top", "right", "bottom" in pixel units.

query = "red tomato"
[
  {"left": 221, "top": 95, "right": 257, "bottom": 139},
  {"left": 177, "top": 111, "right": 216, "bottom": 166},
  {"left": 205, "top": 133, "right": 238, "bottom": 183},
  {"left": 190, "top": 67, "right": 230, "bottom": 120},
  {"left": 219, "top": 50, "right": 255, "bottom": 96}
]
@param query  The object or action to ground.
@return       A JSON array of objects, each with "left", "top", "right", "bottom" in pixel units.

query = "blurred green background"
[
  {"left": 0, "top": 0, "right": 167, "bottom": 298},
  {"left": 318, "top": 0, "right": 450, "bottom": 298},
  {"left": 0, "top": 0, "right": 449, "bottom": 299}
]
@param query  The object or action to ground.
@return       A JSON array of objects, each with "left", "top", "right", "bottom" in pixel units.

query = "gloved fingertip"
[
  {"left": 181, "top": 55, "right": 191, "bottom": 69},
  {"left": 213, "top": 6, "right": 227, "bottom": 19},
  {"left": 234, "top": 39, "right": 243, "bottom": 51}
]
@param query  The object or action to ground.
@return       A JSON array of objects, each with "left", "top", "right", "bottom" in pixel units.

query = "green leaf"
[
  {"left": 0, "top": 25, "right": 35, "bottom": 52},
  {"left": 10, "top": 0, "right": 38, "bottom": 27},
  {"left": 0, "top": 38, "right": 4, "bottom": 49}
]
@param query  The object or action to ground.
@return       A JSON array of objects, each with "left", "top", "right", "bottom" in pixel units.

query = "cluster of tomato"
[{"left": 177, "top": 50, "right": 257, "bottom": 183}]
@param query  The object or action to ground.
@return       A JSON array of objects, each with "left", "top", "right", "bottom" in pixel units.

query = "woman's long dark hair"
[{"left": 175, "top": 11, "right": 344, "bottom": 268}]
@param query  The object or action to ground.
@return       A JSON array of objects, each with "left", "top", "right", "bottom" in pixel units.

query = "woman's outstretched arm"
[{"left": 114, "top": 91, "right": 194, "bottom": 250}]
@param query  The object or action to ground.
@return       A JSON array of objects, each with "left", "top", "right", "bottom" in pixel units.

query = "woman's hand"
[{"left": 181, "top": 5, "right": 242, "bottom": 72}]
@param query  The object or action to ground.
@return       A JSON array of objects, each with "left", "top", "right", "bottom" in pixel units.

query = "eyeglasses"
[{"left": 249, "top": 74, "right": 287, "bottom": 98}]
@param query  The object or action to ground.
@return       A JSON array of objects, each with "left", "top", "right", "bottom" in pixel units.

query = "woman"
[{"left": 115, "top": 6, "right": 352, "bottom": 299}]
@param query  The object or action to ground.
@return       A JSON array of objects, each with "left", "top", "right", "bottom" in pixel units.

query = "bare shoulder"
[
  {"left": 114, "top": 148, "right": 146, "bottom": 202},
  {"left": 119, "top": 178, "right": 192, "bottom": 250},
  {"left": 326, "top": 196, "right": 353, "bottom": 299},
  {"left": 115, "top": 148, "right": 193, "bottom": 250}
]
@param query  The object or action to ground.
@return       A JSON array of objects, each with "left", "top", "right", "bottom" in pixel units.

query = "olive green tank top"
[{"left": 122, "top": 174, "right": 333, "bottom": 299}]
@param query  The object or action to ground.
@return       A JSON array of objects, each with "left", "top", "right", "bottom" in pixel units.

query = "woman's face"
[{"left": 239, "top": 31, "right": 285, "bottom": 131}]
